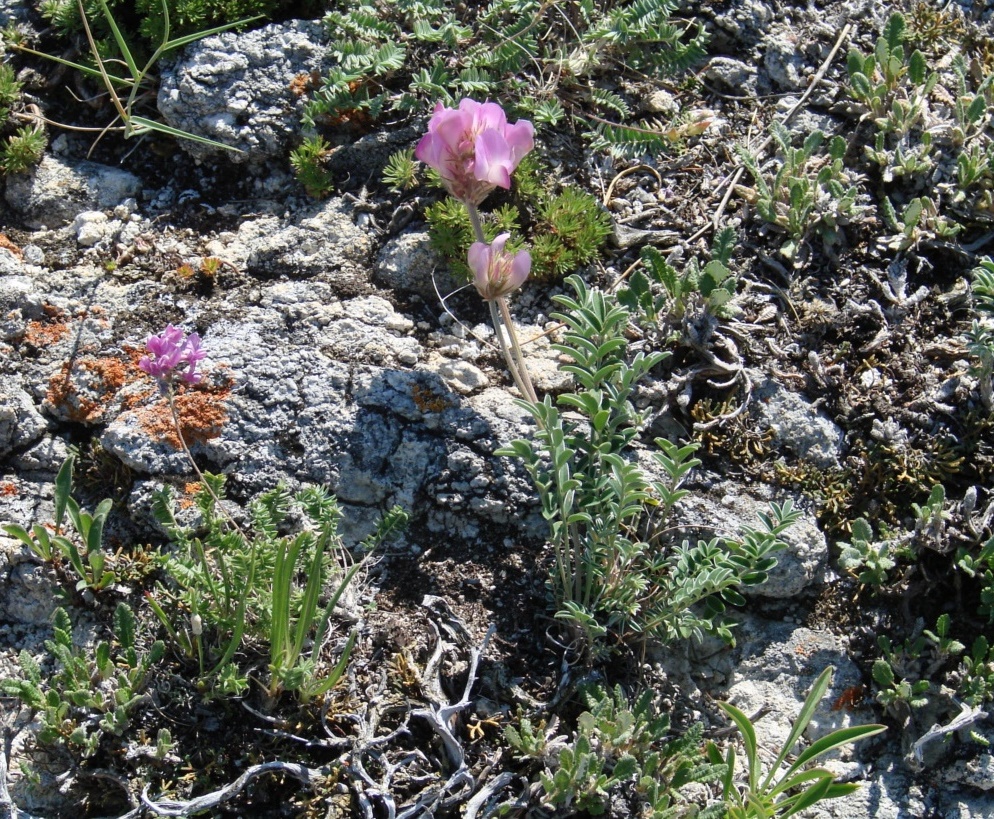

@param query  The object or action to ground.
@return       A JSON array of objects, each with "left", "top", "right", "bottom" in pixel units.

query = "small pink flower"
[
  {"left": 139, "top": 324, "right": 205, "bottom": 387},
  {"left": 415, "top": 99, "right": 534, "bottom": 206},
  {"left": 468, "top": 233, "right": 531, "bottom": 301}
]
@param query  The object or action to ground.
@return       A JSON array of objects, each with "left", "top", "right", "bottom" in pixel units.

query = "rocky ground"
[{"left": 1, "top": 0, "right": 994, "bottom": 816}]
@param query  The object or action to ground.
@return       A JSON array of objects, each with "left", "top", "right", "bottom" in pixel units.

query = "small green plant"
[
  {"left": 909, "top": 484, "right": 951, "bottom": 550},
  {"left": 1, "top": 604, "right": 164, "bottom": 757},
  {"left": 289, "top": 135, "right": 336, "bottom": 197},
  {"left": 504, "top": 710, "right": 562, "bottom": 762},
  {"left": 957, "top": 636, "right": 994, "bottom": 708},
  {"left": 382, "top": 146, "right": 418, "bottom": 192},
  {"left": 522, "top": 683, "right": 724, "bottom": 817},
  {"left": 967, "top": 258, "right": 994, "bottom": 409},
  {"left": 501, "top": 275, "right": 798, "bottom": 654},
  {"left": 151, "top": 477, "right": 406, "bottom": 700},
  {"left": 529, "top": 187, "right": 614, "bottom": 278},
  {"left": 870, "top": 618, "right": 966, "bottom": 720},
  {"left": 425, "top": 155, "right": 611, "bottom": 281},
  {"left": 956, "top": 534, "right": 994, "bottom": 624},
  {"left": 3, "top": 453, "right": 121, "bottom": 593},
  {"left": 837, "top": 517, "right": 895, "bottom": 587},
  {"left": 0, "top": 61, "right": 46, "bottom": 175},
  {"left": 0, "top": 61, "right": 19, "bottom": 120},
  {"left": 618, "top": 226, "right": 739, "bottom": 334},
  {"left": 737, "top": 124, "right": 864, "bottom": 259},
  {"left": 878, "top": 195, "right": 961, "bottom": 251},
  {"left": 708, "top": 666, "right": 886, "bottom": 818},
  {"left": 846, "top": 12, "right": 937, "bottom": 132}
]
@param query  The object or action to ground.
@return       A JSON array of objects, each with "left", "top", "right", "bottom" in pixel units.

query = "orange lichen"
[
  {"left": 411, "top": 383, "right": 452, "bottom": 414},
  {"left": 136, "top": 385, "right": 230, "bottom": 449},
  {"left": 0, "top": 235, "right": 22, "bottom": 257},
  {"left": 176, "top": 481, "right": 203, "bottom": 510},
  {"left": 23, "top": 319, "right": 70, "bottom": 348},
  {"left": 0, "top": 481, "right": 18, "bottom": 496},
  {"left": 46, "top": 354, "right": 136, "bottom": 423}
]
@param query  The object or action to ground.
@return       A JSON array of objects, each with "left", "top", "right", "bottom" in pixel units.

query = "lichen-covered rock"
[
  {"left": 0, "top": 384, "right": 48, "bottom": 458},
  {"left": 158, "top": 20, "right": 329, "bottom": 162},
  {"left": 214, "top": 198, "right": 375, "bottom": 289},
  {"left": 749, "top": 371, "right": 846, "bottom": 468}
]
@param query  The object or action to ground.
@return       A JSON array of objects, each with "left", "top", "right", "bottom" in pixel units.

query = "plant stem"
[
  {"left": 497, "top": 296, "right": 538, "bottom": 403},
  {"left": 165, "top": 384, "right": 246, "bottom": 539},
  {"left": 466, "top": 203, "right": 538, "bottom": 403}
]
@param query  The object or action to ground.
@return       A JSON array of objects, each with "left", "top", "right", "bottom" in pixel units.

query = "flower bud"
[{"left": 468, "top": 233, "right": 531, "bottom": 301}]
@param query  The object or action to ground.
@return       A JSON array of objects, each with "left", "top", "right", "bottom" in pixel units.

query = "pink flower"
[
  {"left": 468, "top": 233, "right": 531, "bottom": 301},
  {"left": 415, "top": 99, "right": 534, "bottom": 206},
  {"left": 139, "top": 324, "right": 205, "bottom": 387}
]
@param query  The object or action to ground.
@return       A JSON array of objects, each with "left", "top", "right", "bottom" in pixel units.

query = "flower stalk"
[{"left": 415, "top": 98, "right": 539, "bottom": 403}]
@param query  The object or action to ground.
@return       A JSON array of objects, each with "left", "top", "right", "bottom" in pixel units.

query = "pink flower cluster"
[
  {"left": 468, "top": 233, "right": 531, "bottom": 301},
  {"left": 415, "top": 98, "right": 534, "bottom": 207},
  {"left": 139, "top": 325, "right": 205, "bottom": 386}
]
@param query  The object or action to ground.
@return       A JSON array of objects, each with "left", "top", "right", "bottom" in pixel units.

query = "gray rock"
[
  {"left": 219, "top": 198, "right": 375, "bottom": 290},
  {"left": 702, "top": 56, "right": 758, "bottom": 96},
  {"left": 0, "top": 385, "right": 48, "bottom": 458},
  {"left": 10, "top": 435, "right": 69, "bottom": 473},
  {"left": 1, "top": 562, "right": 59, "bottom": 625},
  {"left": 763, "top": 28, "right": 807, "bottom": 91},
  {"left": 749, "top": 371, "right": 845, "bottom": 468},
  {"left": 435, "top": 359, "right": 490, "bottom": 395},
  {"left": 72, "top": 210, "right": 112, "bottom": 247},
  {"left": 158, "top": 20, "right": 329, "bottom": 163},
  {"left": 4, "top": 156, "right": 142, "bottom": 229},
  {"left": 376, "top": 230, "right": 457, "bottom": 299},
  {"left": 708, "top": 0, "right": 775, "bottom": 47}
]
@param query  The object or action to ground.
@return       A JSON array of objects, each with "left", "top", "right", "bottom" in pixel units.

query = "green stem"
[
  {"left": 466, "top": 203, "right": 486, "bottom": 243},
  {"left": 165, "top": 383, "right": 252, "bottom": 669}
]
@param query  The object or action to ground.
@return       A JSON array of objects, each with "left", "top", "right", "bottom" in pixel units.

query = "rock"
[
  {"left": 709, "top": 0, "right": 775, "bottom": 47},
  {"left": 702, "top": 56, "right": 758, "bottom": 96},
  {"left": 4, "top": 156, "right": 141, "bottom": 229},
  {"left": 749, "top": 371, "right": 845, "bottom": 468},
  {"left": 0, "top": 385, "right": 48, "bottom": 458},
  {"left": 158, "top": 20, "right": 329, "bottom": 163},
  {"left": 644, "top": 89, "right": 680, "bottom": 116},
  {"left": 436, "top": 359, "right": 490, "bottom": 394},
  {"left": 72, "top": 210, "right": 110, "bottom": 247},
  {"left": 216, "top": 197, "right": 375, "bottom": 291},
  {"left": 763, "top": 26, "right": 807, "bottom": 91},
  {"left": 1, "top": 561, "right": 59, "bottom": 625},
  {"left": 376, "top": 230, "right": 457, "bottom": 299}
]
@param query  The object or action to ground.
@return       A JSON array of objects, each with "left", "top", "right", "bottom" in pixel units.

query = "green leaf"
[
  {"left": 54, "top": 452, "right": 75, "bottom": 534},
  {"left": 762, "top": 666, "right": 833, "bottom": 791},
  {"left": 128, "top": 116, "right": 245, "bottom": 152},
  {"left": 908, "top": 50, "right": 926, "bottom": 86},
  {"left": 718, "top": 701, "right": 760, "bottom": 790}
]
